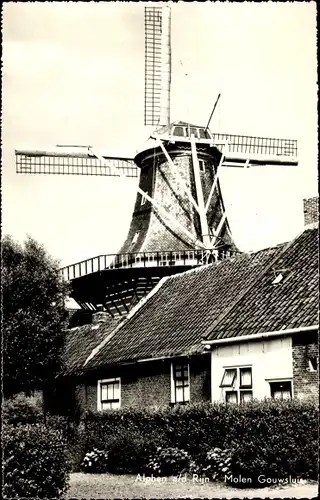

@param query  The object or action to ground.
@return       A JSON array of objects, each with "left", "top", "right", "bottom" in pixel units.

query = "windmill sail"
[
  {"left": 15, "top": 148, "right": 138, "bottom": 177},
  {"left": 144, "top": 6, "right": 171, "bottom": 126}
]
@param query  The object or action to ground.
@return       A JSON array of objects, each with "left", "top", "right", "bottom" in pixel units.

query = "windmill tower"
[{"left": 15, "top": 5, "right": 298, "bottom": 318}]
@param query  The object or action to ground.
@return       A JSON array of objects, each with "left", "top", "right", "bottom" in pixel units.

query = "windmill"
[{"left": 15, "top": 5, "right": 298, "bottom": 317}]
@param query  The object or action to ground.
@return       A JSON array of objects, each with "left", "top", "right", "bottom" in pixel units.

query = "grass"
[{"left": 67, "top": 473, "right": 318, "bottom": 499}]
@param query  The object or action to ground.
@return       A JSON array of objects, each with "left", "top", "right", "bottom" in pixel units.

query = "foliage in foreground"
[
  {"left": 80, "top": 399, "right": 318, "bottom": 483},
  {"left": 3, "top": 423, "right": 71, "bottom": 498},
  {"left": 2, "top": 234, "right": 69, "bottom": 397}
]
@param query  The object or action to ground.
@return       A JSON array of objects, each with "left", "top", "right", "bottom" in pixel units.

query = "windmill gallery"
[{"left": 14, "top": 6, "right": 318, "bottom": 413}]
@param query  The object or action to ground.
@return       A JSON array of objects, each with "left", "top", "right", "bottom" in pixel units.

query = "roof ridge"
[{"left": 203, "top": 229, "right": 305, "bottom": 341}]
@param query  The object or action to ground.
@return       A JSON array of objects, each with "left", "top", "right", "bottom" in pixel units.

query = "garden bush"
[
  {"left": 81, "top": 449, "right": 109, "bottom": 473},
  {"left": 224, "top": 398, "right": 319, "bottom": 485},
  {"left": 2, "top": 393, "right": 44, "bottom": 425},
  {"left": 190, "top": 447, "right": 232, "bottom": 481},
  {"left": 147, "top": 446, "right": 190, "bottom": 476},
  {"left": 81, "top": 399, "right": 318, "bottom": 482},
  {"left": 106, "top": 430, "right": 163, "bottom": 474},
  {"left": 3, "top": 423, "right": 71, "bottom": 498}
]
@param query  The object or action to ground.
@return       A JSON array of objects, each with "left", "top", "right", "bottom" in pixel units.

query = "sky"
[{"left": 2, "top": 1, "right": 318, "bottom": 268}]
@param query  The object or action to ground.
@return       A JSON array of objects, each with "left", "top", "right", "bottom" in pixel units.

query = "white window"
[
  {"left": 199, "top": 160, "right": 206, "bottom": 173},
  {"left": 220, "top": 366, "right": 253, "bottom": 404},
  {"left": 269, "top": 381, "right": 292, "bottom": 400},
  {"left": 131, "top": 231, "right": 140, "bottom": 245},
  {"left": 171, "top": 361, "right": 190, "bottom": 404},
  {"left": 308, "top": 357, "right": 318, "bottom": 372},
  {"left": 97, "top": 378, "right": 121, "bottom": 410}
]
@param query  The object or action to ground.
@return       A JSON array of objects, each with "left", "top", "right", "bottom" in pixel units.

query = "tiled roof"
[
  {"left": 205, "top": 227, "right": 318, "bottom": 340},
  {"left": 62, "top": 227, "right": 318, "bottom": 374},
  {"left": 84, "top": 244, "right": 285, "bottom": 370},
  {"left": 61, "top": 318, "right": 121, "bottom": 375}
]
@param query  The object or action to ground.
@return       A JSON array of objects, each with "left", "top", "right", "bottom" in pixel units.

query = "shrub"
[
  {"left": 47, "top": 415, "right": 84, "bottom": 472},
  {"left": 225, "top": 399, "right": 319, "bottom": 485},
  {"left": 106, "top": 430, "right": 161, "bottom": 474},
  {"left": 3, "top": 423, "right": 70, "bottom": 498},
  {"left": 2, "top": 393, "right": 44, "bottom": 425},
  {"left": 81, "top": 399, "right": 318, "bottom": 483},
  {"left": 190, "top": 447, "right": 232, "bottom": 481},
  {"left": 147, "top": 447, "right": 190, "bottom": 476},
  {"left": 81, "top": 449, "right": 109, "bottom": 473}
]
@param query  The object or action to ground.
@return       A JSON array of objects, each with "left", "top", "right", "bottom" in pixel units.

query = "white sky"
[{"left": 2, "top": 1, "right": 318, "bottom": 267}]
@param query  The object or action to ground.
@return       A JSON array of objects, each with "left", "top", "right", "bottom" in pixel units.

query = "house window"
[
  {"left": 269, "top": 381, "right": 292, "bottom": 400},
  {"left": 97, "top": 378, "right": 121, "bottom": 410},
  {"left": 199, "top": 160, "right": 206, "bottom": 173},
  {"left": 171, "top": 361, "right": 190, "bottom": 404},
  {"left": 308, "top": 357, "right": 318, "bottom": 372},
  {"left": 220, "top": 367, "right": 253, "bottom": 403},
  {"left": 173, "top": 126, "right": 184, "bottom": 137}
]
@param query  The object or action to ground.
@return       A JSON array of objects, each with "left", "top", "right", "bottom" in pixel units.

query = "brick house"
[
  {"left": 52, "top": 198, "right": 318, "bottom": 414},
  {"left": 204, "top": 226, "right": 318, "bottom": 403}
]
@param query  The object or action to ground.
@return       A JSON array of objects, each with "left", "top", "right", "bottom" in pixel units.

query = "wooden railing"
[{"left": 60, "top": 248, "right": 240, "bottom": 281}]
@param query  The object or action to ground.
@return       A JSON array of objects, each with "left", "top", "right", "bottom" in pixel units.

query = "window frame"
[
  {"left": 220, "top": 368, "right": 237, "bottom": 388},
  {"left": 221, "top": 366, "right": 253, "bottom": 403},
  {"left": 199, "top": 159, "right": 206, "bottom": 173},
  {"left": 269, "top": 380, "right": 292, "bottom": 400},
  {"left": 97, "top": 377, "right": 121, "bottom": 411},
  {"left": 171, "top": 361, "right": 190, "bottom": 404},
  {"left": 308, "top": 357, "right": 318, "bottom": 372}
]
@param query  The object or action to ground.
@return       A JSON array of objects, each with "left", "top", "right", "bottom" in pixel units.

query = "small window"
[
  {"left": 199, "top": 160, "right": 206, "bottom": 173},
  {"left": 131, "top": 231, "right": 140, "bottom": 244},
  {"left": 141, "top": 193, "right": 147, "bottom": 206},
  {"left": 226, "top": 391, "right": 238, "bottom": 404},
  {"left": 240, "top": 391, "right": 253, "bottom": 403},
  {"left": 173, "top": 126, "right": 184, "bottom": 137},
  {"left": 308, "top": 357, "right": 318, "bottom": 372},
  {"left": 190, "top": 127, "right": 198, "bottom": 138},
  {"left": 220, "top": 368, "right": 237, "bottom": 387},
  {"left": 272, "top": 273, "right": 283, "bottom": 285},
  {"left": 98, "top": 378, "right": 120, "bottom": 410},
  {"left": 171, "top": 362, "right": 190, "bottom": 403},
  {"left": 269, "top": 381, "right": 292, "bottom": 400},
  {"left": 240, "top": 367, "right": 252, "bottom": 388},
  {"left": 271, "top": 269, "right": 292, "bottom": 285}
]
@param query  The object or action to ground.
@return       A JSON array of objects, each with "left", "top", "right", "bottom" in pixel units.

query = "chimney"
[
  {"left": 92, "top": 307, "right": 109, "bottom": 325},
  {"left": 303, "top": 197, "right": 319, "bottom": 227}
]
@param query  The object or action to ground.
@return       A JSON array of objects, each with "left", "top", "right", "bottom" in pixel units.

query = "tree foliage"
[{"left": 2, "top": 235, "right": 69, "bottom": 397}]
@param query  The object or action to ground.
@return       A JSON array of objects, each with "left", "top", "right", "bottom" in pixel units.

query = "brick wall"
[
  {"left": 120, "top": 145, "right": 227, "bottom": 253},
  {"left": 76, "top": 355, "right": 211, "bottom": 412},
  {"left": 292, "top": 331, "right": 319, "bottom": 401},
  {"left": 303, "top": 196, "right": 319, "bottom": 226}
]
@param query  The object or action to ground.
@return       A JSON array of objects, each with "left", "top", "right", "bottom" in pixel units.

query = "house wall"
[
  {"left": 211, "top": 336, "right": 293, "bottom": 402},
  {"left": 76, "top": 354, "right": 211, "bottom": 412},
  {"left": 292, "top": 331, "right": 319, "bottom": 401}
]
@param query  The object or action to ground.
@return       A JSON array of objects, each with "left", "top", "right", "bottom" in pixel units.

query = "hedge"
[
  {"left": 81, "top": 399, "right": 318, "bottom": 481},
  {"left": 3, "top": 423, "right": 71, "bottom": 498}
]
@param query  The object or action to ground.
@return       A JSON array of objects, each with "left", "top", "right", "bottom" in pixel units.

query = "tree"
[{"left": 2, "top": 235, "right": 69, "bottom": 398}]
